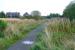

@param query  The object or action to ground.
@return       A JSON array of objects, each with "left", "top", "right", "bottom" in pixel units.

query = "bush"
[
  {"left": 0, "top": 20, "right": 7, "bottom": 37},
  {"left": 63, "top": 2, "right": 75, "bottom": 20}
]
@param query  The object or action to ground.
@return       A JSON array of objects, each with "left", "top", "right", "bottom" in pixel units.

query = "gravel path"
[{"left": 7, "top": 25, "right": 44, "bottom": 50}]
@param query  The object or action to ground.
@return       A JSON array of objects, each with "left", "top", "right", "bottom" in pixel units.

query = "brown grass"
[
  {"left": 0, "top": 18, "right": 41, "bottom": 50},
  {"left": 44, "top": 17, "right": 75, "bottom": 50}
]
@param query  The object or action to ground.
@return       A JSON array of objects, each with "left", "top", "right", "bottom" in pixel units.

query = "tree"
[
  {"left": 47, "top": 13, "right": 61, "bottom": 18},
  {"left": 31, "top": 10, "right": 42, "bottom": 20},
  {"left": 31, "top": 11, "right": 41, "bottom": 16},
  {"left": 0, "top": 11, "right": 6, "bottom": 18},
  {"left": 63, "top": 1, "right": 75, "bottom": 20}
]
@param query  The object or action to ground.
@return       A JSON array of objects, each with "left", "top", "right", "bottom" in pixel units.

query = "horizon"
[{"left": 0, "top": 0, "right": 73, "bottom": 16}]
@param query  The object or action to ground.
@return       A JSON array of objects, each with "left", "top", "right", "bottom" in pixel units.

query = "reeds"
[
  {"left": 44, "top": 18, "right": 75, "bottom": 50},
  {"left": 0, "top": 18, "right": 40, "bottom": 50}
]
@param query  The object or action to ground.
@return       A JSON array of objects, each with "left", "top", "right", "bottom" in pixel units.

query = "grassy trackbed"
[{"left": 32, "top": 18, "right": 75, "bottom": 50}]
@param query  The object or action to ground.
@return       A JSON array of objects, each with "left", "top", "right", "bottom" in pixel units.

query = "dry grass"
[
  {"left": 0, "top": 18, "right": 41, "bottom": 50},
  {"left": 44, "top": 17, "right": 75, "bottom": 50},
  {"left": 2, "top": 18, "right": 39, "bottom": 37}
]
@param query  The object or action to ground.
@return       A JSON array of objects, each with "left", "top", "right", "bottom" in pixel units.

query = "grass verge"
[{"left": 31, "top": 18, "right": 75, "bottom": 50}]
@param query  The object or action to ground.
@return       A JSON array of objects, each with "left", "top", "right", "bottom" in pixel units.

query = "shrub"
[
  {"left": 0, "top": 20, "right": 7, "bottom": 37},
  {"left": 63, "top": 2, "right": 75, "bottom": 20}
]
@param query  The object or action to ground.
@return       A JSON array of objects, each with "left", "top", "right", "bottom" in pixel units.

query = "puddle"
[{"left": 22, "top": 40, "right": 34, "bottom": 45}]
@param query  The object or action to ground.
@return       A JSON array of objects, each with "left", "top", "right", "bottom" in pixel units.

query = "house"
[
  {"left": 23, "top": 12, "right": 30, "bottom": 17},
  {"left": 6, "top": 12, "right": 20, "bottom": 18}
]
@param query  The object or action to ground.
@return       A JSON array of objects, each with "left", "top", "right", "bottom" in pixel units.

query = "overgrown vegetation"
[
  {"left": 32, "top": 18, "right": 75, "bottom": 50},
  {"left": 0, "top": 19, "right": 40, "bottom": 50},
  {"left": 44, "top": 18, "right": 75, "bottom": 50}
]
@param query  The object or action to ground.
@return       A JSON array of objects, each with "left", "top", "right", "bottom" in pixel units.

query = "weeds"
[
  {"left": 0, "top": 19, "right": 40, "bottom": 50},
  {"left": 44, "top": 18, "right": 75, "bottom": 50},
  {"left": 32, "top": 18, "right": 75, "bottom": 50}
]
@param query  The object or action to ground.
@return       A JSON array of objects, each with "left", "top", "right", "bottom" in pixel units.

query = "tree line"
[
  {"left": 0, "top": 11, "right": 61, "bottom": 19},
  {"left": 0, "top": 1, "right": 75, "bottom": 20}
]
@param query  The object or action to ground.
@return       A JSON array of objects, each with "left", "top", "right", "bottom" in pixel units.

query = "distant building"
[{"left": 6, "top": 12, "right": 20, "bottom": 18}]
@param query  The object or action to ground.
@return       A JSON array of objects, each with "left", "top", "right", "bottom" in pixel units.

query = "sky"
[{"left": 0, "top": 0, "right": 73, "bottom": 16}]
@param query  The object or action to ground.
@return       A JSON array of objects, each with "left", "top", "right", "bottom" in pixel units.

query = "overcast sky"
[{"left": 0, "top": 0, "right": 73, "bottom": 16}]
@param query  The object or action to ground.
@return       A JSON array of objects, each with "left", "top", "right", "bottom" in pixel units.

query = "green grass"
[{"left": 31, "top": 32, "right": 48, "bottom": 50}]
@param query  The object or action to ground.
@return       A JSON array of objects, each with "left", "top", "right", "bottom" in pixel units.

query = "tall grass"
[
  {"left": 0, "top": 19, "right": 41, "bottom": 50},
  {"left": 44, "top": 18, "right": 75, "bottom": 50}
]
